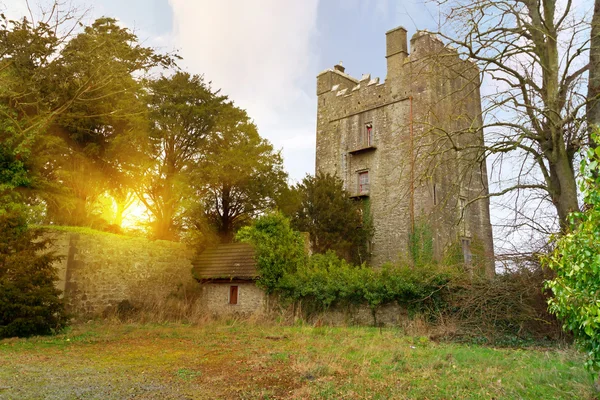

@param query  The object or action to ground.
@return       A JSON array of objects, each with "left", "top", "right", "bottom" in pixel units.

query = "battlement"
[
  {"left": 316, "top": 29, "right": 479, "bottom": 124},
  {"left": 316, "top": 28, "right": 469, "bottom": 98}
]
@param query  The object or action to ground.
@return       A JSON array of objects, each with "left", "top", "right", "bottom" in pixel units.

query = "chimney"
[
  {"left": 334, "top": 61, "right": 345, "bottom": 73},
  {"left": 386, "top": 26, "right": 408, "bottom": 79}
]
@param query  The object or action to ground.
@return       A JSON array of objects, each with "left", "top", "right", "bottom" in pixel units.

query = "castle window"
[
  {"left": 461, "top": 238, "right": 472, "bottom": 265},
  {"left": 433, "top": 184, "right": 437, "bottom": 205},
  {"left": 365, "top": 123, "right": 373, "bottom": 146},
  {"left": 358, "top": 171, "right": 369, "bottom": 193},
  {"left": 229, "top": 285, "right": 238, "bottom": 305}
]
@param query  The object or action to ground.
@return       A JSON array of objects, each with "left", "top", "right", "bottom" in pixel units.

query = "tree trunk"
[
  {"left": 219, "top": 185, "right": 233, "bottom": 242},
  {"left": 588, "top": 0, "right": 600, "bottom": 146},
  {"left": 549, "top": 155, "right": 580, "bottom": 230},
  {"left": 114, "top": 203, "right": 125, "bottom": 227}
]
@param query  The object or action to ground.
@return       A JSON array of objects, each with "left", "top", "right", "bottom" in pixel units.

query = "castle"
[{"left": 315, "top": 27, "right": 494, "bottom": 275}]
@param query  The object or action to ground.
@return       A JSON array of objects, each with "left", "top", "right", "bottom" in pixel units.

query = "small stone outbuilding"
[{"left": 192, "top": 243, "right": 266, "bottom": 316}]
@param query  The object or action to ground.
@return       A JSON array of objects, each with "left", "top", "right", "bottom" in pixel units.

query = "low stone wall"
[
  {"left": 43, "top": 228, "right": 416, "bottom": 326},
  {"left": 282, "top": 301, "right": 411, "bottom": 327},
  {"left": 46, "top": 228, "right": 196, "bottom": 316}
]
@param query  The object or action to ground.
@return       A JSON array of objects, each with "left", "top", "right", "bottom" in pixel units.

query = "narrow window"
[
  {"left": 358, "top": 171, "right": 369, "bottom": 193},
  {"left": 461, "top": 239, "right": 472, "bottom": 265},
  {"left": 459, "top": 196, "right": 467, "bottom": 219},
  {"left": 365, "top": 123, "right": 373, "bottom": 146},
  {"left": 229, "top": 285, "right": 238, "bottom": 305},
  {"left": 433, "top": 184, "right": 437, "bottom": 205}
]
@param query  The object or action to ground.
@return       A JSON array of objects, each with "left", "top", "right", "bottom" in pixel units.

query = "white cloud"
[{"left": 168, "top": 0, "right": 320, "bottom": 180}]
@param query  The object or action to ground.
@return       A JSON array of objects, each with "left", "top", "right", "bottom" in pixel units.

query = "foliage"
[
  {"left": 236, "top": 213, "right": 306, "bottom": 293},
  {"left": 0, "top": 14, "right": 61, "bottom": 205},
  {"left": 278, "top": 251, "right": 452, "bottom": 315},
  {"left": 140, "top": 72, "right": 225, "bottom": 240},
  {"left": 0, "top": 209, "right": 68, "bottom": 338},
  {"left": 288, "top": 172, "right": 373, "bottom": 264},
  {"left": 544, "top": 143, "right": 600, "bottom": 373},
  {"left": 45, "top": 17, "right": 175, "bottom": 227},
  {"left": 194, "top": 103, "right": 287, "bottom": 241},
  {"left": 408, "top": 218, "right": 434, "bottom": 267},
  {"left": 0, "top": 13, "right": 176, "bottom": 229}
]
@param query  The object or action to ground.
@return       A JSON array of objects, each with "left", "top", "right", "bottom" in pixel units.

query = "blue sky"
[{"left": 4, "top": 0, "right": 439, "bottom": 183}]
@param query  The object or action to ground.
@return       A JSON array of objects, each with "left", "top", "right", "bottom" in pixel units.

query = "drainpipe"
[{"left": 409, "top": 96, "right": 415, "bottom": 234}]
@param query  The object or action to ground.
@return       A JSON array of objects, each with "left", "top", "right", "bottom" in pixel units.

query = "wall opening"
[
  {"left": 364, "top": 123, "right": 373, "bottom": 146},
  {"left": 461, "top": 238, "right": 472, "bottom": 265},
  {"left": 229, "top": 285, "right": 238, "bottom": 305},
  {"left": 358, "top": 171, "right": 370, "bottom": 194}
]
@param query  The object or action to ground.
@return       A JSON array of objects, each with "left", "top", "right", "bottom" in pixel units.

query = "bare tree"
[
  {"left": 427, "top": 0, "right": 592, "bottom": 239},
  {"left": 588, "top": 0, "right": 600, "bottom": 142}
]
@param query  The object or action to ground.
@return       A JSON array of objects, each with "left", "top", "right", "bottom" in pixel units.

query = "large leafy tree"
[
  {"left": 44, "top": 17, "right": 173, "bottom": 227},
  {"left": 288, "top": 172, "right": 373, "bottom": 264},
  {"left": 544, "top": 141, "right": 600, "bottom": 376},
  {"left": 192, "top": 104, "right": 287, "bottom": 242},
  {"left": 0, "top": 13, "right": 66, "bottom": 208},
  {"left": 139, "top": 72, "right": 225, "bottom": 240},
  {"left": 0, "top": 13, "right": 174, "bottom": 225}
]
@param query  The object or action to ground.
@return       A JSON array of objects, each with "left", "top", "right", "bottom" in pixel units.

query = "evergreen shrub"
[{"left": 0, "top": 210, "right": 68, "bottom": 338}]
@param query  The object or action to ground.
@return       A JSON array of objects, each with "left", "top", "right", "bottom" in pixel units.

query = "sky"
[{"left": 3, "top": 0, "right": 439, "bottom": 183}]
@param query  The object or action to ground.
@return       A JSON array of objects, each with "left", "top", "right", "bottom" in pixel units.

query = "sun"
[{"left": 120, "top": 200, "right": 150, "bottom": 230}]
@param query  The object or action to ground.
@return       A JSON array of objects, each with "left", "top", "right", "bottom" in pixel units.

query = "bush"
[
  {"left": 278, "top": 251, "right": 453, "bottom": 315},
  {"left": 236, "top": 212, "right": 306, "bottom": 294},
  {"left": 448, "top": 263, "right": 563, "bottom": 342},
  {"left": 0, "top": 210, "right": 69, "bottom": 337},
  {"left": 543, "top": 144, "right": 600, "bottom": 372},
  {"left": 287, "top": 173, "right": 373, "bottom": 264}
]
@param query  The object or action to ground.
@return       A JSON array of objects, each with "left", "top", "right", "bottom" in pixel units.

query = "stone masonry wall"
[
  {"left": 46, "top": 229, "right": 196, "bottom": 316},
  {"left": 200, "top": 282, "right": 266, "bottom": 316}
]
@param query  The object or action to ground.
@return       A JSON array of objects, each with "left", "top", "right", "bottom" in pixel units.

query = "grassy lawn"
[{"left": 0, "top": 322, "right": 594, "bottom": 399}]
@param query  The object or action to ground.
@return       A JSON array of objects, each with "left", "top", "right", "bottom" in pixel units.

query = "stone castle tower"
[{"left": 315, "top": 27, "right": 494, "bottom": 275}]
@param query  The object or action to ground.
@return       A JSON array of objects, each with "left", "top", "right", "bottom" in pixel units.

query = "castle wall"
[
  {"left": 46, "top": 229, "right": 196, "bottom": 316},
  {"left": 316, "top": 28, "right": 494, "bottom": 274}
]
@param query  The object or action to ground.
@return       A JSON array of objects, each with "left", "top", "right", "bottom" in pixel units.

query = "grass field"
[{"left": 0, "top": 322, "right": 594, "bottom": 399}]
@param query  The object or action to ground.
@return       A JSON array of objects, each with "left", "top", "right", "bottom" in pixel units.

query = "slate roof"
[{"left": 192, "top": 242, "right": 258, "bottom": 281}]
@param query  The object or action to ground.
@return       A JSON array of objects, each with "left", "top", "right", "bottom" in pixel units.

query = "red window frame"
[{"left": 358, "top": 171, "right": 369, "bottom": 193}]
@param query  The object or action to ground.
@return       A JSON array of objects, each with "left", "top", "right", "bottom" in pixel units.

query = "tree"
[
  {"left": 0, "top": 12, "right": 174, "bottom": 227},
  {"left": 44, "top": 17, "right": 173, "bottom": 227},
  {"left": 588, "top": 0, "right": 600, "bottom": 143},
  {"left": 138, "top": 72, "right": 225, "bottom": 240},
  {"left": 288, "top": 172, "right": 373, "bottom": 265},
  {"left": 236, "top": 212, "right": 306, "bottom": 293},
  {"left": 543, "top": 141, "right": 600, "bottom": 376},
  {"left": 192, "top": 103, "right": 287, "bottom": 242},
  {"left": 0, "top": 209, "right": 68, "bottom": 338},
  {"left": 0, "top": 12, "right": 69, "bottom": 208},
  {"left": 430, "top": 0, "right": 590, "bottom": 239}
]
